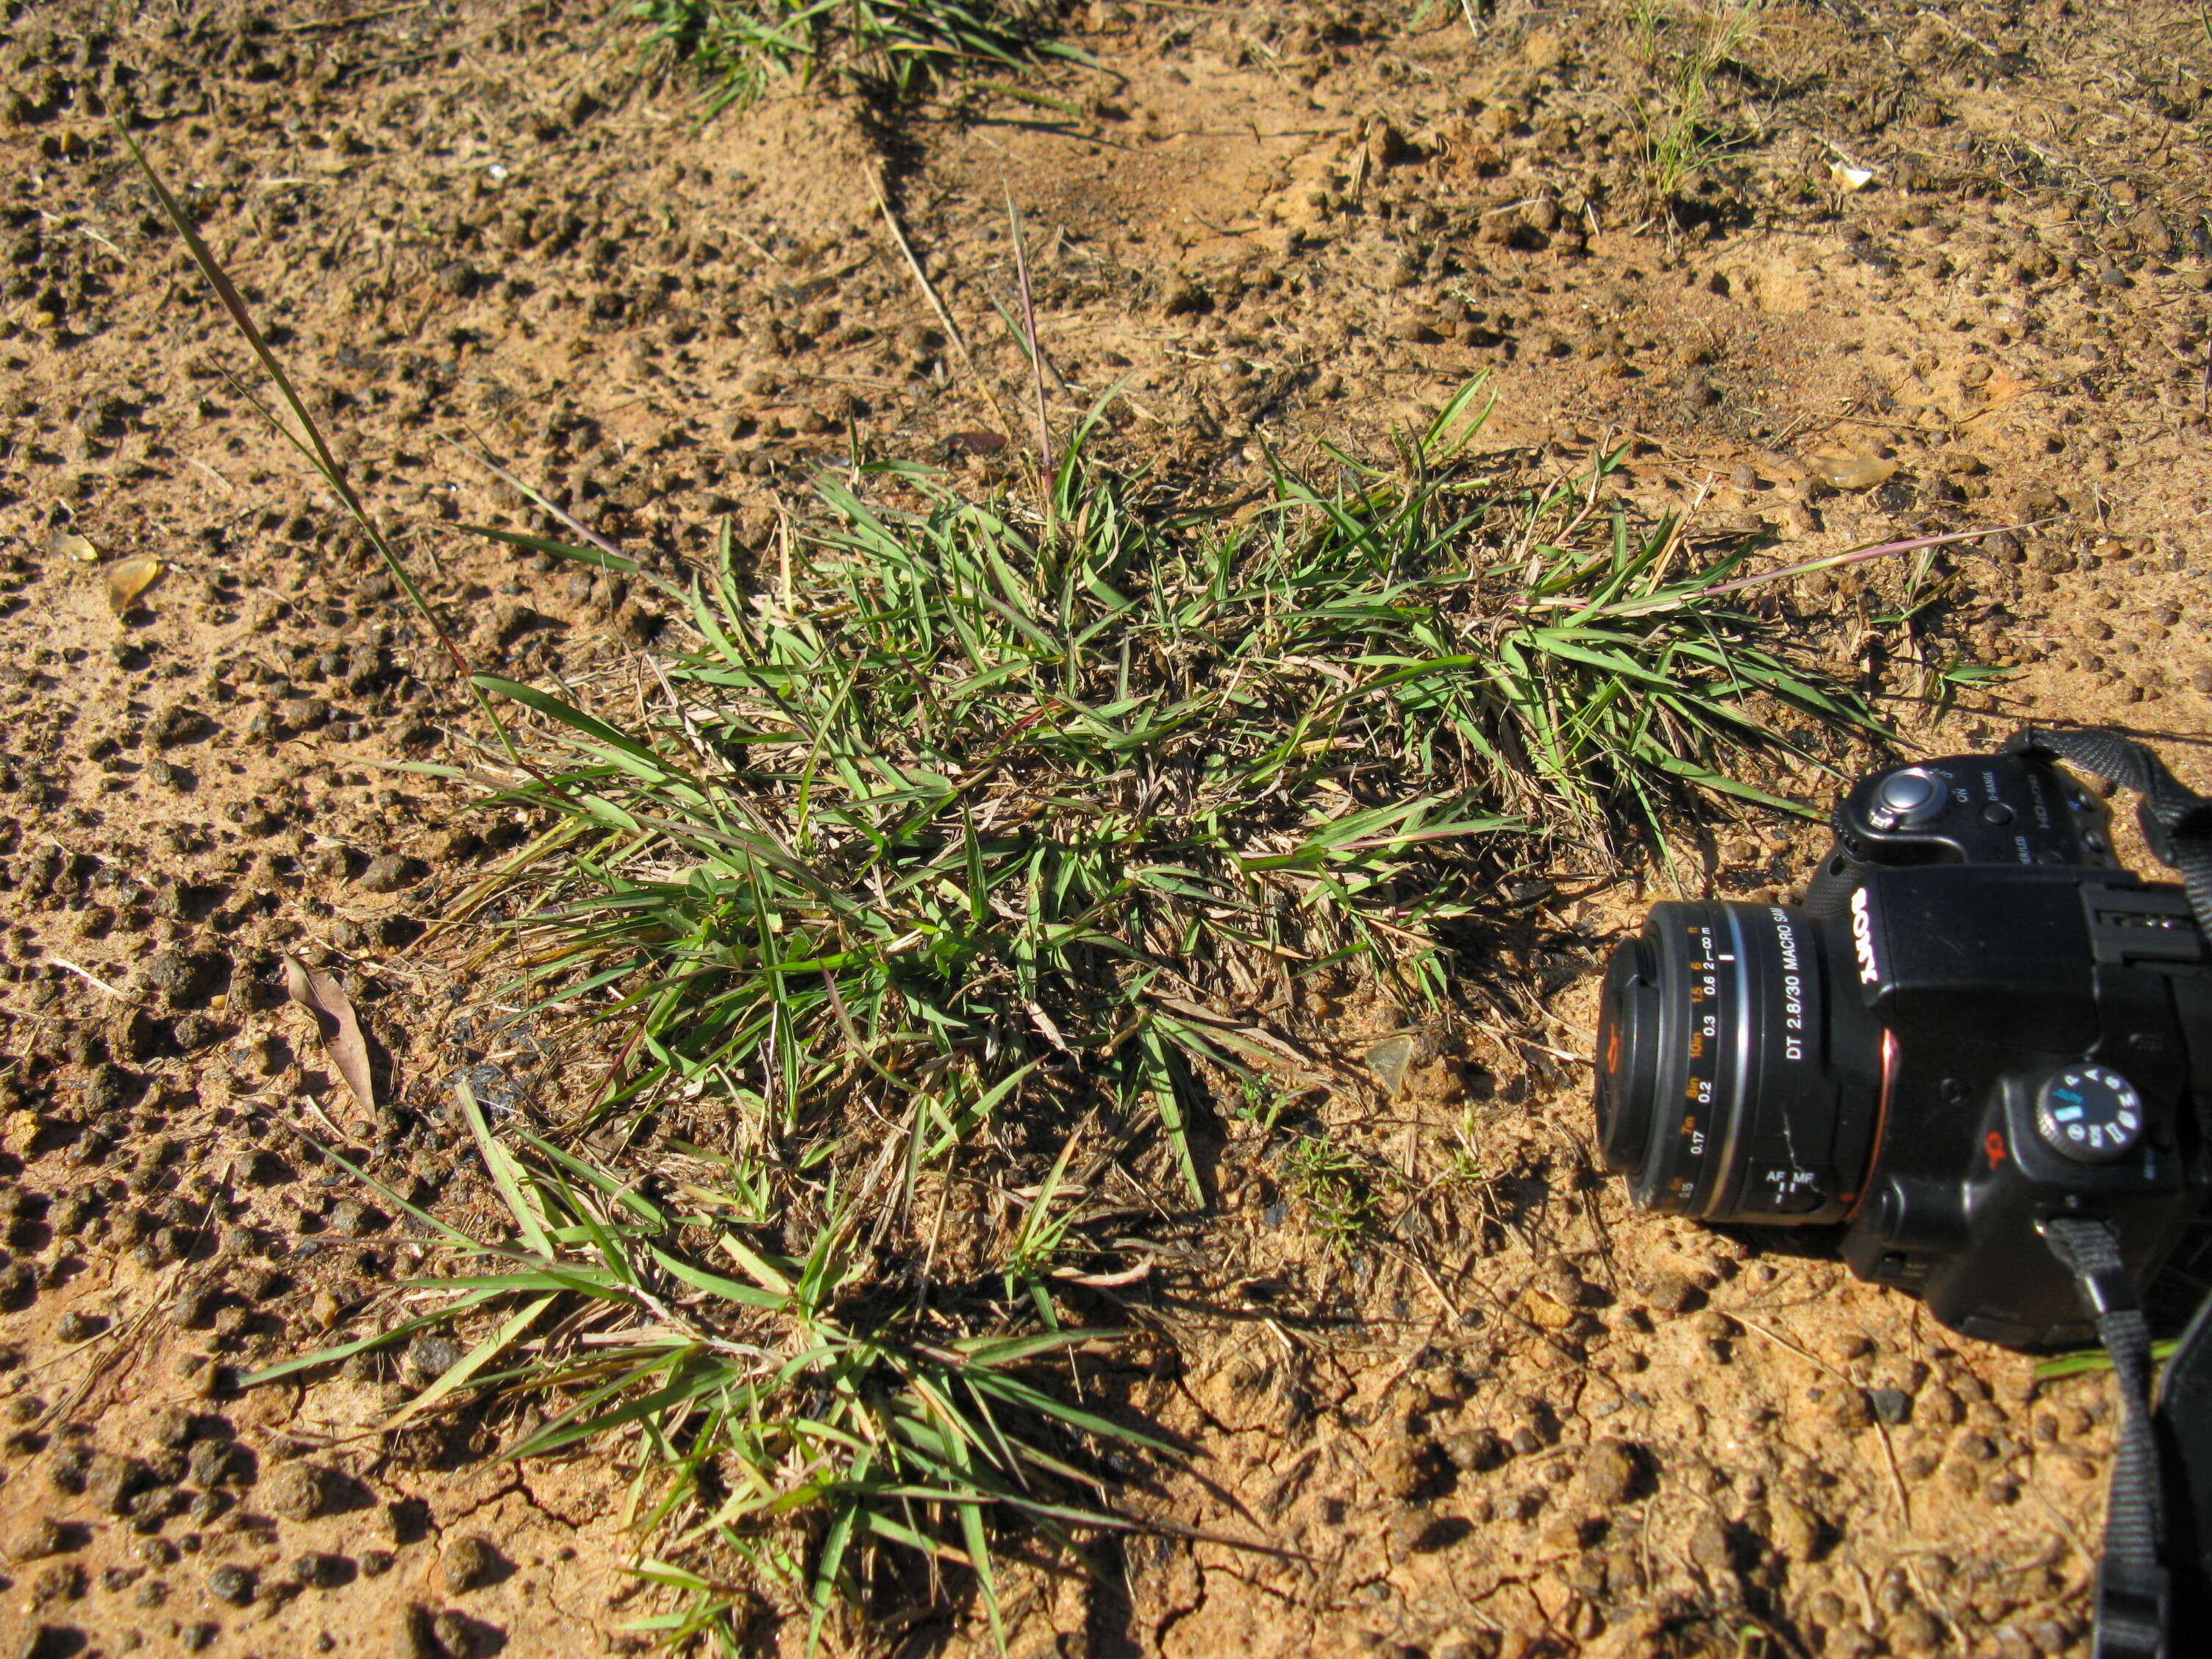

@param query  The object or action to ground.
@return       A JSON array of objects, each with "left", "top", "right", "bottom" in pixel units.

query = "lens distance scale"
[{"left": 1595, "top": 899, "right": 1880, "bottom": 1225}]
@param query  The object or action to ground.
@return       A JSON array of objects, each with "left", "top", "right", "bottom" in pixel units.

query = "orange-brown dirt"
[{"left": 1, "top": 1, "right": 2209, "bottom": 1655}]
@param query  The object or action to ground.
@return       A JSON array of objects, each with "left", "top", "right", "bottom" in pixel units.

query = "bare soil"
[{"left": 2, "top": 1, "right": 2210, "bottom": 1655}]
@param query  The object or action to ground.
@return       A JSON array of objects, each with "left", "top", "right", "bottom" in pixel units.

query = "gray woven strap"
[
  {"left": 2009, "top": 727, "right": 2212, "bottom": 929},
  {"left": 2041, "top": 1214, "right": 2168, "bottom": 1659}
]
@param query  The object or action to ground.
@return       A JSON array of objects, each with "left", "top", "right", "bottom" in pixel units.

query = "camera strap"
[
  {"left": 2008, "top": 725, "right": 2212, "bottom": 1659},
  {"left": 2041, "top": 1213, "right": 2169, "bottom": 1659},
  {"left": 2008, "top": 727, "right": 2212, "bottom": 924}
]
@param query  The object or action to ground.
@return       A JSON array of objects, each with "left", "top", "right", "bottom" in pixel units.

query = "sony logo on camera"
[{"left": 1849, "top": 885, "right": 1880, "bottom": 985}]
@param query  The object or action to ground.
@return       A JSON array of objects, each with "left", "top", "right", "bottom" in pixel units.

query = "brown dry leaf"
[
  {"left": 1366, "top": 1033, "right": 1417, "bottom": 1097},
  {"left": 104, "top": 554, "right": 163, "bottom": 613},
  {"left": 1804, "top": 453, "right": 1898, "bottom": 491},
  {"left": 282, "top": 954, "right": 378, "bottom": 1120},
  {"left": 307, "top": 1287, "right": 345, "bottom": 1332}
]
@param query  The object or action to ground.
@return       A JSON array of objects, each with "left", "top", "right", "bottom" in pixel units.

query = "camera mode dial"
[{"left": 2032, "top": 1065, "right": 2146, "bottom": 1164}]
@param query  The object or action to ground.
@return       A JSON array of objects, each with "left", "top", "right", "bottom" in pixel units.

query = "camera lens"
[{"left": 1593, "top": 901, "right": 1887, "bottom": 1224}]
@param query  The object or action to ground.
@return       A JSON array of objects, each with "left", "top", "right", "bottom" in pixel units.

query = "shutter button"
[{"left": 1869, "top": 768, "right": 1947, "bottom": 830}]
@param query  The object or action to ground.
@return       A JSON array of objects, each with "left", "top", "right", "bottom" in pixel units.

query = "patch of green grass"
[
  {"left": 635, "top": 0, "right": 1083, "bottom": 111},
  {"left": 256, "top": 388, "right": 1876, "bottom": 1645},
  {"left": 1285, "top": 423, "right": 1880, "bottom": 835},
  {"left": 1624, "top": 0, "right": 1772, "bottom": 217},
  {"left": 399, "top": 390, "right": 1874, "bottom": 1630},
  {"left": 1863, "top": 544, "right": 2022, "bottom": 713},
  {"left": 256, "top": 1088, "right": 1162, "bottom": 1653},
  {"left": 1438, "top": 1105, "right": 1488, "bottom": 1188},
  {"left": 479, "top": 393, "right": 1531, "bottom": 1203},
  {"left": 999, "top": 1129, "right": 1088, "bottom": 1329},
  {"left": 471, "top": 382, "right": 1870, "bottom": 1177},
  {"left": 2038, "top": 1335, "right": 2182, "bottom": 1380},
  {"left": 1284, "top": 1135, "right": 1382, "bottom": 1255}
]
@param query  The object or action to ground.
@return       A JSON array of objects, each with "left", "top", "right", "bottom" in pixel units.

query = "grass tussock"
[
  {"left": 157, "top": 185, "right": 1893, "bottom": 1630},
  {"left": 293, "top": 390, "right": 1870, "bottom": 1629},
  {"left": 303, "top": 389, "right": 1866, "bottom": 1627},
  {"left": 1625, "top": 0, "right": 1772, "bottom": 216},
  {"left": 260, "top": 1089, "right": 1163, "bottom": 1652},
  {"left": 635, "top": 0, "right": 1082, "bottom": 110},
  {"left": 123, "top": 90, "right": 1970, "bottom": 1646},
  {"left": 475, "top": 384, "right": 1871, "bottom": 1190},
  {"left": 235, "top": 383, "right": 1885, "bottom": 1647}
]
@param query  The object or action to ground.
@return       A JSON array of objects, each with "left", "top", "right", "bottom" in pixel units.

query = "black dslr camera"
[{"left": 1592, "top": 734, "right": 2212, "bottom": 1349}]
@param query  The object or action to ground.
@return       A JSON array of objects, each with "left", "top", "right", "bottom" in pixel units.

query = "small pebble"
[
  {"left": 407, "top": 1333, "right": 467, "bottom": 1381},
  {"left": 185, "top": 1441, "right": 235, "bottom": 1488},
  {"left": 262, "top": 1460, "right": 338, "bottom": 1521},
  {"left": 1688, "top": 1512, "right": 1732, "bottom": 1573},
  {"left": 1643, "top": 1272, "right": 1703, "bottom": 1314},
  {"left": 86, "top": 1453, "right": 152, "bottom": 1516},
  {"left": 150, "top": 1405, "right": 197, "bottom": 1450},
  {"left": 1765, "top": 1493, "right": 1823, "bottom": 1562},
  {"left": 357, "top": 854, "right": 418, "bottom": 894},
  {"left": 432, "top": 1608, "right": 497, "bottom": 1659},
  {"left": 1578, "top": 1438, "right": 1639, "bottom": 1507},
  {"left": 441, "top": 1534, "right": 504, "bottom": 1595},
  {"left": 1160, "top": 279, "right": 1210, "bottom": 318},
  {"left": 1869, "top": 1387, "right": 1913, "bottom": 1424},
  {"left": 399, "top": 1604, "right": 440, "bottom": 1659},
  {"left": 295, "top": 1552, "right": 349, "bottom": 1589},
  {"left": 327, "top": 1199, "right": 382, "bottom": 1240},
  {"left": 1822, "top": 1387, "right": 1874, "bottom": 1430},
  {"left": 15, "top": 1510, "right": 73, "bottom": 1557},
  {"left": 1441, "top": 1427, "right": 1504, "bottom": 1473}
]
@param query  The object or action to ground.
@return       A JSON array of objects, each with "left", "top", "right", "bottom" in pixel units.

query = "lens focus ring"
[{"left": 1591, "top": 900, "right": 1883, "bottom": 1226}]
